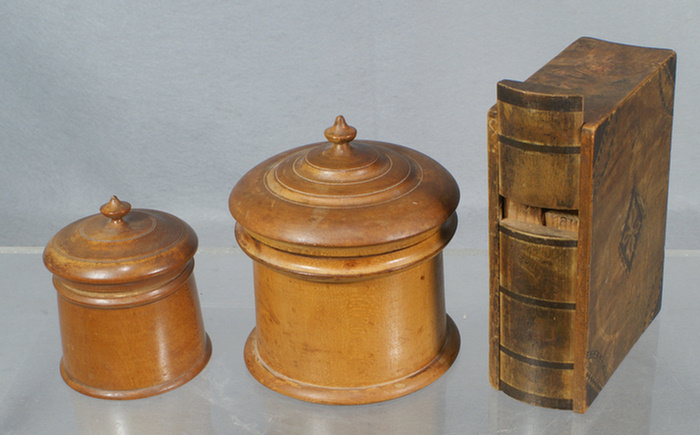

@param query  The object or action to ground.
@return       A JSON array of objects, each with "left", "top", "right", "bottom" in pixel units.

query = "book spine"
[{"left": 490, "top": 80, "right": 583, "bottom": 409}]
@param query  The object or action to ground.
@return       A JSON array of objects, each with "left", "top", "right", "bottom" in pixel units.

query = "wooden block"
[
  {"left": 503, "top": 198, "right": 544, "bottom": 225},
  {"left": 545, "top": 210, "right": 579, "bottom": 232}
]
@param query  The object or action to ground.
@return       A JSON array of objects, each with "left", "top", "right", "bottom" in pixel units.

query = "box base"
[
  {"left": 244, "top": 316, "right": 460, "bottom": 405},
  {"left": 59, "top": 334, "right": 212, "bottom": 400}
]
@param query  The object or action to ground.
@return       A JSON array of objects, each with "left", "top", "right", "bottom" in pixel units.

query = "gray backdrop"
[{"left": 2, "top": 1, "right": 698, "bottom": 249}]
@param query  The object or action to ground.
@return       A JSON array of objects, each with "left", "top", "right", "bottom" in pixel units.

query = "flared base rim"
[
  {"left": 244, "top": 316, "right": 460, "bottom": 405},
  {"left": 60, "top": 334, "right": 212, "bottom": 400}
]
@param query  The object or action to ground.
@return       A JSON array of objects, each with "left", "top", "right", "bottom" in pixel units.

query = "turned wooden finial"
[
  {"left": 100, "top": 196, "right": 131, "bottom": 222},
  {"left": 324, "top": 115, "right": 357, "bottom": 146}
]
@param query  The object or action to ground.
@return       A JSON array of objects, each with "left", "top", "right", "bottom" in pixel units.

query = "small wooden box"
[
  {"left": 229, "top": 116, "right": 460, "bottom": 404},
  {"left": 43, "top": 197, "right": 212, "bottom": 399}
]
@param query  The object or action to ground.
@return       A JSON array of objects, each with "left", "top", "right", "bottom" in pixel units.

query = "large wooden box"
[{"left": 229, "top": 116, "right": 460, "bottom": 404}]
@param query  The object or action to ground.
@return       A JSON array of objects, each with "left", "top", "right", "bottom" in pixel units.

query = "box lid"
[
  {"left": 229, "top": 116, "right": 459, "bottom": 250},
  {"left": 43, "top": 196, "right": 198, "bottom": 284}
]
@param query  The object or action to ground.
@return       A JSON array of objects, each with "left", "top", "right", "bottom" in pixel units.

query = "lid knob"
[
  {"left": 324, "top": 116, "right": 357, "bottom": 149},
  {"left": 100, "top": 196, "right": 131, "bottom": 222}
]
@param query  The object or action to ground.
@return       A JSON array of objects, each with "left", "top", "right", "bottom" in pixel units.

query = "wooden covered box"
[
  {"left": 43, "top": 196, "right": 212, "bottom": 399},
  {"left": 229, "top": 116, "right": 460, "bottom": 404}
]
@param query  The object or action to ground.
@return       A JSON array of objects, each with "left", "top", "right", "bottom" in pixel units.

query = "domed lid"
[
  {"left": 43, "top": 196, "right": 198, "bottom": 284},
  {"left": 229, "top": 116, "right": 460, "bottom": 249}
]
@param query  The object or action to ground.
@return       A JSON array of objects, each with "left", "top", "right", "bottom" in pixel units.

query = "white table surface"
[{"left": 1, "top": 247, "right": 698, "bottom": 435}]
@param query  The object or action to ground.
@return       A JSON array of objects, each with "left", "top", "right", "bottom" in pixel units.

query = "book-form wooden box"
[{"left": 487, "top": 38, "right": 676, "bottom": 413}]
